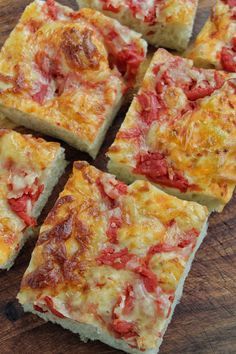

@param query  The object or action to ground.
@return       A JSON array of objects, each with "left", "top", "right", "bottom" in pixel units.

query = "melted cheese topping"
[
  {"left": 0, "top": 1, "right": 146, "bottom": 145},
  {"left": 108, "top": 48, "right": 236, "bottom": 208},
  {"left": 0, "top": 129, "right": 61, "bottom": 267},
  {"left": 186, "top": 0, "right": 236, "bottom": 70},
  {"left": 18, "top": 161, "right": 208, "bottom": 351},
  {"left": 81, "top": 0, "right": 198, "bottom": 25}
]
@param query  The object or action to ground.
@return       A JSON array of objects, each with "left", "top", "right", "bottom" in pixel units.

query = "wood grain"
[{"left": 0, "top": 1, "right": 236, "bottom": 354}]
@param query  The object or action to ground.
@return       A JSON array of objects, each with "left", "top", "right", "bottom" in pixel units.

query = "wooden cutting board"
[{"left": 0, "top": 1, "right": 236, "bottom": 353}]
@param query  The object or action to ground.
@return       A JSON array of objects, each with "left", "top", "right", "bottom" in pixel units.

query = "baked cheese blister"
[{"left": 0, "top": 0, "right": 147, "bottom": 158}]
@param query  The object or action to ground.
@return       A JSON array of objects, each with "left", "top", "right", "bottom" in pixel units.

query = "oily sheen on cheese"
[
  {"left": 107, "top": 48, "right": 236, "bottom": 212},
  {"left": 18, "top": 161, "right": 208, "bottom": 354},
  {"left": 0, "top": 0, "right": 147, "bottom": 158},
  {"left": 77, "top": 0, "right": 198, "bottom": 51},
  {"left": 0, "top": 129, "right": 66, "bottom": 269},
  {"left": 185, "top": 0, "right": 236, "bottom": 71}
]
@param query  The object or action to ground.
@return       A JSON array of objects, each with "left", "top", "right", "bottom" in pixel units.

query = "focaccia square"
[
  {"left": 0, "top": 129, "right": 66, "bottom": 269},
  {"left": 107, "top": 48, "right": 236, "bottom": 212},
  {"left": 186, "top": 0, "right": 236, "bottom": 72},
  {"left": 18, "top": 161, "right": 208, "bottom": 354},
  {"left": 0, "top": 0, "right": 147, "bottom": 158},
  {"left": 77, "top": 0, "right": 198, "bottom": 51}
]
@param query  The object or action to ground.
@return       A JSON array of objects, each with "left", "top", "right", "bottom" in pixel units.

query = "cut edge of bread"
[
  {"left": 144, "top": 21, "right": 196, "bottom": 52},
  {"left": 18, "top": 218, "right": 208, "bottom": 354},
  {"left": 107, "top": 160, "right": 227, "bottom": 212},
  {"left": 154, "top": 219, "right": 208, "bottom": 353},
  {"left": 77, "top": 1, "right": 198, "bottom": 51},
  {"left": 1, "top": 147, "right": 67, "bottom": 270},
  {"left": 0, "top": 95, "right": 123, "bottom": 159},
  {"left": 0, "top": 111, "right": 19, "bottom": 129}
]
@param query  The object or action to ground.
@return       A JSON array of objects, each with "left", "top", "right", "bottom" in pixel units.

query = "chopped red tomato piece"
[
  {"left": 178, "top": 228, "right": 199, "bottom": 248},
  {"left": 223, "top": 0, "right": 236, "bottom": 6},
  {"left": 0, "top": 73, "right": 14, "bottom": 84},
  {"left": 45, "top": 0, "right": 58, "bottom": 20},
  {"left": 144, "top": 5, "right": 157, "bottom": 24},
  {"left": 184, "top": 72, "right": 224, "bottom": 100},
  {"left": 127, "top": 0, "right": 142, "bottom": 17},
  {"left": 27, "top": 20, "right": 42, "bottom": 33},
  {"left": 134, "top": 151, "right": 168, "bottom": 178},
  {"left": 102, "top": 2, "right": 120, "bottom": 13},
  {"left": 185, "top": 85, "right": 215, "bottom": 101},
  {"left": 8, "top": 196, "right": 36, "bottom": 227},
  {"left": 96, "top": 178, "right": 127, "bottom": 207},
  {"left": 31, "top": 84, "right": 48, "bottom": 105},
  {"left": 105, "top": 30, "right": 144, "bottom": 86},
  {"left": 137, "top": 91, "right": 166, "bottom": 125},
  {"left": 112, "top": 287, "right": 134, "bottom": 317},
  {"left": 35, "top": 51, "right": 51, "bottom": 79},
  {"left": 115, "top": 182, "right": 128, "bottom": 195},
  {"left": 33, "top": 304, "right": 47, "bottom": 313},
  {"left": 106, "top": 30, "right": 118, "bottom": 41},
  {"left": 96, "top": 282, "right": 105, "bottom": 288},
  {"left": 97, "top": 247, "right": 134, "bottom": 270},
  {"left": 111, "top": 290, "right": 136, "bottom": 339},
  {"left": 116, "top": 44, "right": 145, "bottom": 82},
  {"left": 44, "top": 296, "right": 65, "bottom": 318},
  {"left": 155, "top": 299, "right": 165, "bottom": 317},
  {"left": 166, "top": 296, "right": 174, "bottom": 318},
  {"left": 232, "top": 37, "right": 236, "bottom": 52},
  {"left": 146, "top": 243, "right": 178, "bottom": 262},
  {"left": 35, "top": 51, "right": 64, "bottom": 94},
  {"left": 221, "top": 46, "right": 236, "bottom": 72},
  {"left": 8, "top": 195, "right": 28, "bottom": 213},
  {"left": 156, "top": 64, "right": 225, "bottom": 99},
  {"left": 134, "top": 265, "right": 158, "bottom": 293},
  {"left": 112, "top": 319, "right": 136, "bottom": 338},
  {"left": 8, "top": 181, "right": 44, "bottom": 227},
  {"left": 153, "top": 65, "right": 161, "bottom": 76},
  {"left": 118, "top": 127, "right": 142, "bottom": 139},
  {"left": 106, "top": 216, "right": 122, "bottom": 244},
  {"left": 152, "top": 174, "right": 191, "bottom": 193},
  {"left": 17, "top": 212, "right": 36, "bottom": 227},
  {"left": 123, "top": 284, "right": 135, "bottom": 315},
  {"left": 31, "top": 182, "right": 44, "bottom": 202},
  {"left": 134, "top": 151, "right": 192, "bottom": 193},
  {"left": 96, "top": 178, "right": 107, "bottom": 198}
]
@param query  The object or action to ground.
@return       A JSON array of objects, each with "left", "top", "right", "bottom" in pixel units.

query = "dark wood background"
[{"left": 0, "top": 0, "right": 236, "bottom": 353}]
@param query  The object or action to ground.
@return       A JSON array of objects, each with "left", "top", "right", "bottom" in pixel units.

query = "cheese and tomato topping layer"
[
  {"left": 18, "top": 161, "right": 208, "bottom": 352},
  {"left": 78, "top": 0, "right": 198, "bottom": 49},
  {"left": 0, "top": 0, "right": 146, "bottom": 150},
  {"left": 79, "top": 0, "right": 197, "bottom": 26},
  {"left": 186, "top": 0, "right": 236, "bottom": 72},
  {"left": 108, "top": 48, "right": 236, "bottom": 210},
  {"left": 0, "top": 129, "right": 62, "bottom": 267}
]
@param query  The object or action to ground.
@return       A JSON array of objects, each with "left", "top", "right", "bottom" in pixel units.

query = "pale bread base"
[
  {"left": 77, "top": 1, "right": 197, "bottom": 51},
  {"left": 107, "top": 160, "right": 225, "bottom": 212},
  {"left": 1, "top": 148, "right": 67, "bottom": 270},
  {"left": 0, "top": 111, "right": 18, "bottom": 129},
  {"left": 0, "top": 95, "right": 122, "bottom": 159},
  {"left": 19, "top": 221, "right": 208, "bottom": 354}
]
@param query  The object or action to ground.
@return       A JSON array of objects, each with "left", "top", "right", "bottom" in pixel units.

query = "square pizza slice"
[
  {"left": 0, "top": 0, "right": 147, "bottom": 159},
  {"left": 17, "top": 161, "right": 208, "bottom": 354},
  {"left": 0, "top": 129, "right": 66, "bottom": 270},
  {"left": 77, "top": 0, "right": 199, "bottom": 51},
  {"left": 185, "top": 0, "right": 236, "bottom": 72},
  {"left": 107, "top": 48, "right": 236, "bottom": 212}
]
